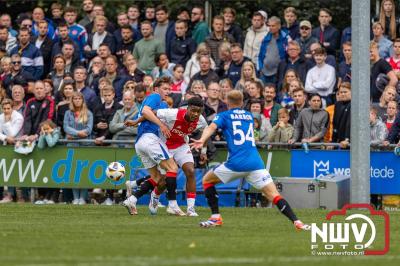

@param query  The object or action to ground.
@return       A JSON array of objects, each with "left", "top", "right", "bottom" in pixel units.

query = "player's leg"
[
  {"left": 158, "top": 158, "right": 186, "bottom": 216},
  {"left": 126, "top": 175, "right": 151, "bottom": 197},
  {"left": 199, "top": 169, "right": 223, "bottom": 227},
  {"left": 247, "top": 170, "right": 311, "bottom": 231},
  {"left": 173, "top": 144, "right": 198, "bottom": 216},
  {"left": 182, "top": 162, "right": 197, "bottom": 216}
]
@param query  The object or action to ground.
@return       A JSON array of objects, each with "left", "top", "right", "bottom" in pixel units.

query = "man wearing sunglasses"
[
  {"left": 2, "top": 54, "right": 34, "bottom": 97},
  {"left": 10, "top": 27, "right": 43, "bottom": 81}
]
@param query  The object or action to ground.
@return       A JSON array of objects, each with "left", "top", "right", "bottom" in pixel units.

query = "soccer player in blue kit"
[
  {"left": 190, "top": 90, "right": 310, "bottom": 230},
  {"left": 123, "top": 77, "right": 178, "bottom": 215}
]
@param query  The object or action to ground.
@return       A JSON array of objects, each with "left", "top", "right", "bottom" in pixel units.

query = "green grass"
[{"left": 0, "top": 204, "right": 399, "bottom": 266}]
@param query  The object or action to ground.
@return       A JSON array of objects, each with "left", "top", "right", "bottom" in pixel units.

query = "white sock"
[
  {"left": 211, "top": 214, "right": 221, "bottom": 219},
  {"left": 169, "top": 200, "right": 178, "bottom": 207},
  {"left": 187, "top": 198, "right": 195, "bottom": 208},
  {"left": 128, "top": 181, "right": 137, "bottom": 187}
]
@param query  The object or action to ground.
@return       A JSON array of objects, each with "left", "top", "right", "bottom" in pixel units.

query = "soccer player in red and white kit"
[{"left": 153, "top": 96, "right": 207, "bottom": 216}]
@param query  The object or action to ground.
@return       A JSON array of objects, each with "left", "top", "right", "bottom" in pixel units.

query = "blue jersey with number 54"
[{"left": 212, "top": 108, "right": 265, "bottom": 172}]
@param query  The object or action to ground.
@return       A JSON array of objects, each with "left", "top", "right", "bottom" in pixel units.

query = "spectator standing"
[
  {"left": 372, "top": 85, "right": 397, "bottom": 120},
  {"left": 295, "top": 20, "right": 318, "bottom": 59},
  {"left": 219, "top": 78, "right": 233, "bottom": 104},
  {"left": 282, "top": 7, "right": 300, "bottom": 40},
  {"left": 78, "top": 0, "right": 94, "bottom": 28},
  {"left": 109, "top": 90, "right": 138, "bottom": 143},
  {"left": 23, "top": 81, "right": 55, "bottom": 142},
  {"left": 191, "top": 6, "right": 210, "bottom": 44},
  {"left": 0, "top": 13, "right": 17, "bottom": 37},
  {"left": 31, "top": 7, "right": 55, "bottom": 40},
  {"left": 2, "top": 54, "right": 33, "bottom": 97},
  {"left": 305, "top": 42, "right": 337, "bottom": 68},
  {"left": 127, "top": 5, "right": 141, "bottom": 32},
  {"left": 277, "top": 40, "right": 307, "bottom": 89},
  {"left": 370, "top": 106, "right": 388, "bottom": 146},
  {"left": 145, "top": 6, "right": 156, "bottom": 23},
  {"left": 262, "top": 83, "right": 282, "bottom": 126},
  {"left": 114, "top": 25, "right": 135, "bottom": 66},
  {"left": 372, "top": 22, "right": 393, "bottom": 59},
  {"left": 168, "top": 20, "right": 196, "bottom": 67},
  {"left": 205, "top": 15, "right": 235, "bottom": 67},
  {"left": 60, "top": 41, "right": 80, "bottom": 74},
  {"left": 63, "top": 6, "right": 88, "bottom": 56},
  {"left": 305, "top": 47, "right": 336, "bottom": 106},
  {"left": 74, "top": 66, "right": 98, "bottom": 112},
  {"left": 63, "top": 92, "right": 93, "bottom": 205},
  {"left": 153, "top": 5, "right": 176, "bottom": 52},
  {"left": 113, "top": 12, "right": 140, "bottom": 46},
  {"left": 386, "top": 38, "right": 400, "bottom": 78},
  {"left": 205, "top": 82, "right": 227, "bottom": 116},
  {"left": 188, "top": 55, "right": 219, "bottom": 88},
  {"left": 133, "top": 20, "right": 164, "bottom": 74},
  {"left": 93, "top": 87, "right": 122, "bottom": 142},
  {"left": 120, "top": 53, "right": 145, "bottom": 83},
  {"left": 226, "top": 43, "right": 250, "bottom": 87},
  {"left": 0, "top": 25, "right": 17, "bottom": 54},
  {"left": 288, "top": 87, "right": 308, "bottom": 125},
  {"left": 376, "top": 0, "right": 398, "bottom": 40},
  {"left": 11, "top": 84, "right": 26, "bottom": 114},
  {"left": 55, "top": 80, "right": 76, "bottom": 134},
  {"left": 289, "top": 93, "right": 329, "bottom": 144},
  {"left": 47, "top": 55, "right": 66, "bottom": 93},
  {"left": 184, "top": 43, "right": 216, "bottom": 83},
  {"left": 370, "top": 41, "right": 398, "bottom": 102},
  {"left": 85, "top": 4, "right": 116, "bottom": 34},
  {"left": 338, "top": 42, "right": 352, "bottom": 88},
  {"left": 84, "top": 16, "right": 116, "bottom": 60},
  {"left": 312, "top": 8, "right": 340, "bottom": 56},
  {"left": 385, "top": 100, "right": 398, "bottom": 131},
  {"left": 52, "top": 23, "right": 81, "bottom": 65},
  {"left": 258, "top": 16, "right": 289, "bottom": 84},
  {"left": 244, "top": 11, "right": 268, "bottom": 69},
  {"left": 10, "top": 27, "right": 43, "bottom": 80},
  {"left": 50, "top": 3, "right": 65, "bottom": 28},
  {"left": 223, "top": 7, "right": 243, "bottom": 45},
  {"left": 32, "top": 20, "right": 53, "bottom": 78},
  {"left": 235, "top": 61, "right": 262, "bottom": 92},
  {"left": 332, "top": 82, "right": 352, "bottom": 149}
]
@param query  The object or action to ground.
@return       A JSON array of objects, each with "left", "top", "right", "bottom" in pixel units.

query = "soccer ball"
[{"left": 106, "top": 162, "right": 125, "bottom": 181}]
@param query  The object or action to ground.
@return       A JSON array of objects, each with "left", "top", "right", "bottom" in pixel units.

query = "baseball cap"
[{"left": 300, "top": 20, "right": 312, "bottom": 28}]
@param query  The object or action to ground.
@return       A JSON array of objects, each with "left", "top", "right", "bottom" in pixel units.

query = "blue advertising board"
[{"left": 291, "top": 150, "right": 400, "bottom": 194}]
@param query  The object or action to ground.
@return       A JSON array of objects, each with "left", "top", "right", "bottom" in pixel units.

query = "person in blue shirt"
[
  {"left": 190, "top": 90, "right": 310, "bottom": 230},
  {"left": 122, "top": 76, "right": 178, "bottom": 216}
]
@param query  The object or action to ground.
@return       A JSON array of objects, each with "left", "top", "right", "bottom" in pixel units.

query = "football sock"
[
  {"left": 133, "top": 178, "right": 157, "bottom": 199},
  {"left": 166, "top": 172, "right": 177, "bottom": 201},
  {"left": 204, "top": 183, "right": 219, "bottom": 214},
  {"left": 273, "top": 195, "right": 298, "bottom": 222},
  {"left": 136, "top": 175, "right": 151, "bottom": 187},
  {"left": 187, "top": 192, "right": 196, "bottom": 208}
]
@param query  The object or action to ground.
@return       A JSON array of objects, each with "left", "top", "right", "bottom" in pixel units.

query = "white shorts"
[
  {"left": 213, "top": 163, "right": 273, "bottom": 190},
  {"left": 135, "top": 133, "right": 172, "bottom": 169},
  {"left": 169, "top": 144, "right": 194, "bottom": 168}
]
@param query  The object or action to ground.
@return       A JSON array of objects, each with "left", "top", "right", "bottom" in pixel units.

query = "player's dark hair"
[{"left": 188, "top": 96, "right": 204, "bottom": 108}]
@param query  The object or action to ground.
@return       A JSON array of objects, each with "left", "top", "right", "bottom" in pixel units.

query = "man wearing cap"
[
  {"left": 244, "top": 11, "right": 269, "bottom": 68},
  {"left": 295, "top": 20, "right": 318, "bottom": 59}
]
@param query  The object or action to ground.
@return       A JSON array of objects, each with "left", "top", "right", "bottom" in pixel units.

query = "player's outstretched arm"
[
  {"left": 142, "top": 106, "right": 171, "bottom": 138},
  {"left": 124, "top": 116, "right": 146, "bottom": 127},
  {"left": 190, "top": 123, "right": 217, "bottom": 151}
]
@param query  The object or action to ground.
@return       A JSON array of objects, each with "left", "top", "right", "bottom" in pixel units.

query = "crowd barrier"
[{"left": 0, "top": 140, "right": 399, "bottom": 196}]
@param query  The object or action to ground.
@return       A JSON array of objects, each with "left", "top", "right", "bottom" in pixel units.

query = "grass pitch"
[{"left": 0, "top": 204, "right": 399, "bottom": 266}]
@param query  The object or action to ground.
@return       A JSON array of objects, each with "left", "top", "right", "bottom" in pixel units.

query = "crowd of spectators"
[{"left": 1, "top": 0, "right": 400, "bottom": 204}]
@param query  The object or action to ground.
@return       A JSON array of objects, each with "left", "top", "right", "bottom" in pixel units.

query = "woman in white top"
[{"left": 0, "top": 99, "right": 24, "bottom": 145}]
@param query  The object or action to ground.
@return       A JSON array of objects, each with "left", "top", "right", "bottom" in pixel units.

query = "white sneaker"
[
  {"left": 0, "top": 196, "right": 13, "bottom": 203},
  {"left": 166, "top": 205, "right": 186, "bottom": 216},
  {"left": 92, "top": 188, "right": 102, "bottom": 194},
  {"left": 72, "top": 199, "right": 79, "bottom": 205},
  {"left": 125, "top": 181, "right": 137, "bottom": 197},
  {"left": 34, "top": 200, "right": 44, "bottom": 205},
  {"left": 122, "top": 196, "right": 137, "bottom": 215},
  {"left": 46, "top": 200, "right": 55, "bottom": 204},
  {"left": 102, "top": 198, "right": 113, "bottom": 206},
  {"left": 78, "top": 198, "right": 86, "bottom": 205},
  {"left": 294, "top": 220, "right": 311, "bottom": 231},
  {"left": 158, "top": 201, "right": 165, "bottom": 208},
  {"left": 186, "top": 206, "right": 199, "bottom": 217},
  {"left": 148, "top": 191, "right": 159, "bottom": 215}
]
